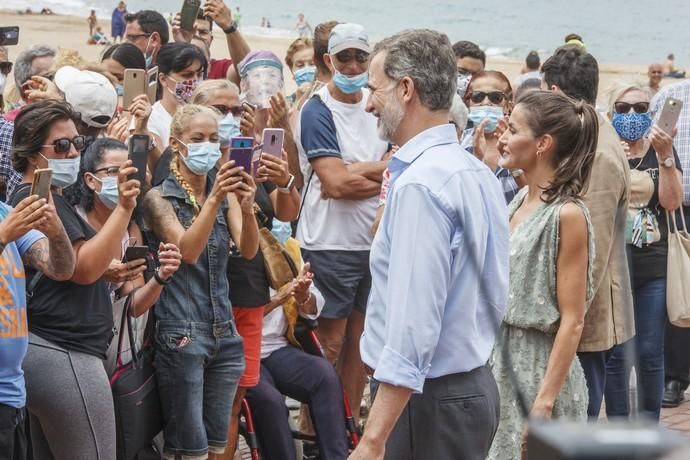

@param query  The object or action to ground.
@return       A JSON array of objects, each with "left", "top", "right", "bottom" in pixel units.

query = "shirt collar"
[{"left": 390, "top": 123, "right": 459, "bottom": 173}]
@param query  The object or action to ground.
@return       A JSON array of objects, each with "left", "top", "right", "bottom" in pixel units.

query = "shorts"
[
  {"left": 301, "top": 249, "right": 371, "bottom": 320},
  {"left": 0, "top": 404, "right": 26, "bottom": 460},
  {"left": 233, "top": 306, "right": 265, "bottom": 388}
]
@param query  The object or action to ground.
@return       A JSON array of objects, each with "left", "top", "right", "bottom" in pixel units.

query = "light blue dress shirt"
[{"left": 360, "top": 123, "right": 509, "bottom": 393}]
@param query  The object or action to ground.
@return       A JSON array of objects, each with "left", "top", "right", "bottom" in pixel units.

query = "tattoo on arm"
[
  {"left": 22, "top": 228, "right": 75, "bottom": 281},
  {"left": 142, "top": 189, "right": 180, "bottom": 243}
]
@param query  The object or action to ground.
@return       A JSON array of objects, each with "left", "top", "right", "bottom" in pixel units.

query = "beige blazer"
[{"left": 578, "top": 114, "right": 635, "bottom": 352}]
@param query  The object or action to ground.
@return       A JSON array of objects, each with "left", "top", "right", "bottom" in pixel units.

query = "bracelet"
[
  {"left": 222, "top": 21, "right": 238, "bottom": 34},
  {"left": 153, "top": 270, "right": 171, "bottom": 285},
  {"left": 296, "top": 291, "right": 312, "bottom": 306}
]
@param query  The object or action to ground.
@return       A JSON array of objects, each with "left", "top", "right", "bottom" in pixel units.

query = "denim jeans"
[
  {"left": 245, "top": 345, "right": 348, "bottom": 460},
  {"left": 604, "top": 277, "right": 667, "bottom": 420},
  {"left": 155, "top": 320, "right": 245, "bottom": 458}
]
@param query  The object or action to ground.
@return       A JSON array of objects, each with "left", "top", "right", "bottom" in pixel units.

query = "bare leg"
[
  {"left": 339, "top": 310, "right": 367, "bottom": 426},
  {"left": 316, "top": 317, "right": 347, "bottom": 364},
  {"left": 210, "top": 387, "right": 247, "bottom": 460}
]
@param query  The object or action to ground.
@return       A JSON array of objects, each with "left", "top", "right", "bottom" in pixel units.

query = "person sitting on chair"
[{"left": 245, "top": 260, "right": 349, "bottom": 460}]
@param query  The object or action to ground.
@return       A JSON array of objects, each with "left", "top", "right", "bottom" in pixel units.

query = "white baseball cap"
[
  {"left": 328, "top": 23, "right": 371, "bottom": 55},
  {"left": 54, "top": 66, "right": 117, "bottom": 128}
]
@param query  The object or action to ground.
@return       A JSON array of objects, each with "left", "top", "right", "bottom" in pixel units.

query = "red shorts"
[{"left": 232, "top": 306, "right": 264, "bottom": 388}]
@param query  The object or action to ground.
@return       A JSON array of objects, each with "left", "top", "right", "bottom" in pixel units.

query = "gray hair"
[
  {"left": 191, "top": 79, "right": 240, "bottom": 106},
  {"left": 13, "top": 44, "right": 57, "bottom": 88},
  {"left": 372, "top": 29, "right": 456, "bottom": 111},
  {"left": 449, "top": 94, "right": 468, "bottom": 131}
]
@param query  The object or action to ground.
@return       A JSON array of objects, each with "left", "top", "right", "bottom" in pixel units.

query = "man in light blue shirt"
[{"left": 351, "top": 30, "right": 509, "bottom": 460}]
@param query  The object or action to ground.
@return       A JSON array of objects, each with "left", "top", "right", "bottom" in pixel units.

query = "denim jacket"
[{"left": 146, "top": 173, "right": 233, "bottom": 325}]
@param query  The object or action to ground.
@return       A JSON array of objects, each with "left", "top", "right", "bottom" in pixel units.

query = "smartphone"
[
  {"left": 230, "top": 137, "right": 254, "bottom": 149},
  {"left": 30, "top": 168, "right": 52, "bottom": 201},
  {"left": 251, "top": 144, "right": 263, "bottom": 178},
  {"left": 0, "top": 27, "right": 19, "bottom": 46},
  {"left": 261, "top": 128, "right": 284, "bottom": 157},
  {"left": 123, "top": 69, "right": 146, "bottom": 110},
  {"left": 122, "top": 246, "right": 149, "bottom": 263},
  {"left": 180, "top": 0, "right": 202, "bottom": 31},
  {"left": 230, "top": 148, "right": 253, "bottom": 173},
  {"left": 146, "top": 66, "right": 158, "bottom": 102},
  {"left": 657, "top": 97, "right": 683, "bottom": 136},
  {"left": 128, "top": 134, "right": 150, "bottom": 184}
]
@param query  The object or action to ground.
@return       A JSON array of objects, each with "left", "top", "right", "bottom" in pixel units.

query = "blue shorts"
[
  {"left": 301, "top": 249, "right": 371, "bottom": 320},
  {"left": 154, "top": 320, "right": 245, "bottom": 457}
]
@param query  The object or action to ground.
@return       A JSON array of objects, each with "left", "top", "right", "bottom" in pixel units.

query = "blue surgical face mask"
[
  {"left": 40, "top": 153, "right": 81, "bottom": 188},
  {"left": 467, "top": 106, "right": 504, "bottom": 133},
  {"left": 270, "top": 218, "right": 293, "bottom": 245},
  {"left": 294, "top": 66, "right": 316, "bottom": 87},
  {"left": 218, "top": 115, "right": 241, "bottom": 147},
  {"left": 115, "top": 84, "right": 124, "bottom": 97},
  {"left": 612, "top": 111, "right": 652, "bottom": 142},
  {"left": 333, "top": 70, "right": 368, "bottom": 94},
  {"left": 94, "top": 175, "right": 119, "bottom": 209},
  {"left": 178, "top": 140, "right": 222, "bottom": 176},
  {"left": 144, "top": 36, "right": 154, "bottom": 68}
]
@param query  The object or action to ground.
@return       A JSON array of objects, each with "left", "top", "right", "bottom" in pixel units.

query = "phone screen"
[
  {"left": 128, "top": 134, "right": 149, "bottom": 184},
  {"left": 0, "top": 27, "right": 19, "bottom": 46}
]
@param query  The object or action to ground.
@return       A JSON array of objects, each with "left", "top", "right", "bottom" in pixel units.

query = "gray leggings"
[{"left": 23, "top": 333, "right": 116, "bottom": 460}]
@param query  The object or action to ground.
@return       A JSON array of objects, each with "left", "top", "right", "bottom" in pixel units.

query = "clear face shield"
[{"left": 240, "top": 64, "right": 284, "bottom": 110}]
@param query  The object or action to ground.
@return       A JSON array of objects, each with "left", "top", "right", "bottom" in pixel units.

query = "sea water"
[{"left": 3, "top": 0, "right": 690, "bottom": 65}]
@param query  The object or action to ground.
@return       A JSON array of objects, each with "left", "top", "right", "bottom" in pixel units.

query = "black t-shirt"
[
  {"left": 152, "top": 147, "right": 174, "bottom": 187},
  {"left": 11, "top": 184, "right": 113, "bottom": 358},
  {"left": 628, "top": 146, "right": 683, "bottom": 287},
  {"left": 227, "top": 182, "right": 276, "bottom": 307}
]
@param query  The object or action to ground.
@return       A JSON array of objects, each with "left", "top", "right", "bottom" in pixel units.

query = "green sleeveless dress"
[{"left": 488, "top": 188, "right": 595, "bottom": 460}]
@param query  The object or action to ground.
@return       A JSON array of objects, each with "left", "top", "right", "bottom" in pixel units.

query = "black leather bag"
[{"left": 110, "top": 294, "right": 163, "bottom": 460}]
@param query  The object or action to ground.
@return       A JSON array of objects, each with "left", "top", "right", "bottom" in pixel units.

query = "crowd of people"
[{"left": 0, "top": 3, "right": 689, "bottom": 460}]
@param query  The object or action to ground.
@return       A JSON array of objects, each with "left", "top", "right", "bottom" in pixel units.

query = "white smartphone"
[{"left": 657, "top": 97, "right": 683, "bottom": 136}]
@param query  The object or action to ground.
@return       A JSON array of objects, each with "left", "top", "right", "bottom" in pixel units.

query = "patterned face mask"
[
  {"left": 166, "top": 76, "right": 200, "bottom": 104},
  {"left": 612, "top": 111, "right": 652, "bottom": 142}
]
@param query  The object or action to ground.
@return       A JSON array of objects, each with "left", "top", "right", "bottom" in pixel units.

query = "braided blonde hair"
[{"left": 169, "top": 104, "right": 220, "bottom": 219}]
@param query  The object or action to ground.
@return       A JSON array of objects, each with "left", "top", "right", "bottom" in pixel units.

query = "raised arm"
[
  {"left": 204, "top": 0, "right": 250, "bottom": 86},
  {"left": 649, "top": 126, "right": 684, "bottom": 211},
  {"left": 225, "top": 171, "right": 259, "bottom": 260}
]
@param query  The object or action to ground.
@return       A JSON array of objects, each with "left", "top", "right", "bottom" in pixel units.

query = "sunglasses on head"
[
  {"left": 469, "top": 91, "right": 507, "bottom": 105},
  {"left": 0, "top": 62, "right": 12, "bottom": 75},
  {"left": 614, "top": 102, "right": 650, "bottom": 114},
  {"left": 42, "top": 135, "right": 86, "bottom": 154},
  {"left": 335, "top": 49, "right": 369, "bottom": 64},
  {"left": 212, "top": 104, "right": 244, "bottom": 117}
]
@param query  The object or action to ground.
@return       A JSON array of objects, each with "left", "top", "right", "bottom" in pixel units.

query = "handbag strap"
[
  {"left": 115, "top": 290, "right": 138, "bottom": 367},
  {"left": 667, "top": 208, "right": 689, "bottom": 234}
]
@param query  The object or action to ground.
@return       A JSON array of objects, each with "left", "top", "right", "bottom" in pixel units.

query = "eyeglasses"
[
  {"left": 125, "top": 33, "right": 151, "bottom": 42},
  {"left": 469, "top": 91, "right": 507, "bottom": 105},
  {"left": 335, "top": 49, "right": 369, "bottom": 64},
  {"left": 42, "top": 135, "right": 86, "bottom": 154},
  {"left": 614, "top": 102, "right": 650, "bottom": 114},
  {"left": 0, "top": 62, "right": 12, "bottom": 75},
  {"left": 93, "top": 166, "right": 120, "bottom": 176},
  {"left": 212, "top": 104, "right": 244, "bottom": 117}
]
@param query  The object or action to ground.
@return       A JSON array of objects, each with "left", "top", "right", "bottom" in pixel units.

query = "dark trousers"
[
  {"left": 664, "top": 205, "right": 690, "bottom": 389},
  {"left": 0, "top": 404, "right": 27, "bottom": 460},
  {"left": 379, "top": 365, "right": 499, "bottom": 460},
  {"left": 245, "top": 345, "right": 348, "bottom": 460},
  {"left": 578, "top": 351, "right": 610, "bottom": 418},
  {"left": 605, "top": 278, "right": 667, "bottom": 420}
]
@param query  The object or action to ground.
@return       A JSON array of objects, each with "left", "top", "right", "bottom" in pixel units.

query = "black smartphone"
[
  {"left": 180, "top": 0, "right": 202, "bottom": 31},
  {"left": 128, "top": 134, "right": 149, "bottom": 184},
  {"left": 122, "top": 246, "right": 149, "bottom": 263},
  {"left": 0, "top": 27, "right": 19, "bottom": 46}
]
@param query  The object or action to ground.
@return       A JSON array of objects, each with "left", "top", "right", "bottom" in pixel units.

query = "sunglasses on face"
[
  {"left": 469, "top": 91, "right": 507, "bottom": 105},
  {"left": 614, "top": 102, "right": 650, "bottom": 114},
  {"left": 0, "top": 62, "right": 12, "bottom": 75},
  {"left": 42, "top": 135, "right": 86, "bottom": 154},
  {"left": 212, "top": 104, "right": 244, "bottom": 117},
  {"left": 335, "top": 49, "right": 369, "bottom": 64}
]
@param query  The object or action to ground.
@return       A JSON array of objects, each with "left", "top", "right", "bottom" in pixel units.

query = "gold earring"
[{"left": 536, "top": 150, "right": 543, "bottom": 158}]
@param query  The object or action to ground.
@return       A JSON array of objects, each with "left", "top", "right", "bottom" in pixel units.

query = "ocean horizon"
[{"left": 2, "top": 0, "right": 689, "bottom": 66}]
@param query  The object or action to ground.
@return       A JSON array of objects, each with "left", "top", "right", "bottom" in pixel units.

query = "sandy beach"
[{"left": 0, "top": 10, "right": 659, "bottom": 106}]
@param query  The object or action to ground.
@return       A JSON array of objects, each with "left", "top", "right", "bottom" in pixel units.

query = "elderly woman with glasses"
[{"left": 603, "top": 83, "right": 683, "bottom": 421}]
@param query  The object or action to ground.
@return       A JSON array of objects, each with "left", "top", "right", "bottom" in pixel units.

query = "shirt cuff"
[{"left": 372, "top": 345, "right": 430, "bottom": 394}]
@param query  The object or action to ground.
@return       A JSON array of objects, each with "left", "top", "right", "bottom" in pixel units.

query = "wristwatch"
[
  {"left": 660, "top": 156, "right": 675, "bottom": 168},
  {"left": 278, "top": 174, "right": 296, "bottom": 193},
  {"left": 222, "top": 21, "right": 238, "bottom": 34},
  {"left": 147, "top": 136, "right": 157, "bottom": 152}
]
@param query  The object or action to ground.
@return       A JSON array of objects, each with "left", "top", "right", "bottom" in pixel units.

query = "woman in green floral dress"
[{"left": 488, "top": 90, "right": 599, "bottom": 459}]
